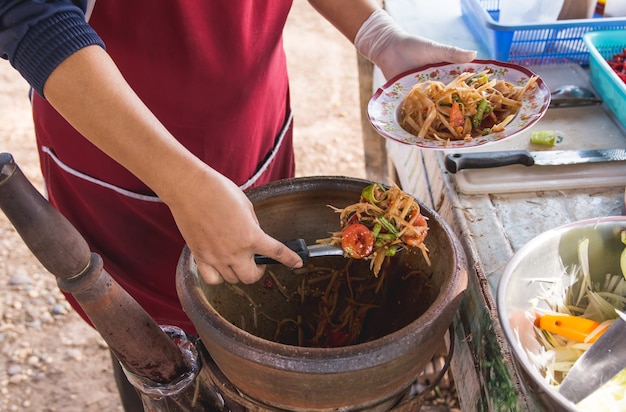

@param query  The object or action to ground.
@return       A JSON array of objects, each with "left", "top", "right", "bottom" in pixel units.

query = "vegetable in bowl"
[{"left": 522, "top": 232, "right": 626, "bottom": 410}]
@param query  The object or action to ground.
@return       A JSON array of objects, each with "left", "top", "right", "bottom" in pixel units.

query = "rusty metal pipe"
[
  {"left": 0, "top": 152, "right": 189, "bottom": 383},
  {"left": 0, "top": 152, "right": 90, "bottom": 276},
  {"left": 57, "top": 253, "right": 190, "bottom": 383}
]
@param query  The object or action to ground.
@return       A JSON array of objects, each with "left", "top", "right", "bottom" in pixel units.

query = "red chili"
[{"left": 607, "top": 48, "right": 626, "bottom": 85}]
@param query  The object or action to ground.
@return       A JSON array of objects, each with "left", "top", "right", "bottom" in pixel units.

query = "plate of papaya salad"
[
  {"left": 319, "top": 183, "right": 430, "bottom": 276},
  {"left": 368, "top": 60, "right": 550, "bottom": 149}
]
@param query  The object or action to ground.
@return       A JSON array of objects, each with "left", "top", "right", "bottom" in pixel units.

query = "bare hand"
[{"left": 166, "top": 166, "right": 303, "bottom": 284}]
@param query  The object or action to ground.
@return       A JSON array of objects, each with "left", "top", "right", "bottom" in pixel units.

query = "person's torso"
[{"left": 33, "top": 0, "right": 293, "bottom": 191}]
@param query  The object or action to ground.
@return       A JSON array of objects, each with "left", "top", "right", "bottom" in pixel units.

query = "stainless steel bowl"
[{"left": 498, "top": 216, "right": 626, "bottom": 411}]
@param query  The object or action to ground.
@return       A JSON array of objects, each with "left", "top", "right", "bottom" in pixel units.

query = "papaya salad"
[
  {"left": 528, "top": 233, "right": 626, "bottom": 410},
  {"left": 320, "top": 183, "right": 430, "bottom": 276},
  {"left": 228, "top": 183, "right": 434, "bottom": 348},
  {"left": 400, "top": 69, "right": 538, "bottom": 142}
]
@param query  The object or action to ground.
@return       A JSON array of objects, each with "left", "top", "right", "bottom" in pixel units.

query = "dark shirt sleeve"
[{"left": 0, "top": 0, "right": 105, "bottom": 97}]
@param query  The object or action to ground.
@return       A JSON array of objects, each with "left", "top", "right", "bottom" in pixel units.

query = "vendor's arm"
[
  {"left": 43, "top": 46, "right": 304, "bottom": 284},
  {"left": 308, "top": 0, "right": 477, "bottom": 80},
  {"left": 0, "top": 1, "right": 303, "bottom": 284}
]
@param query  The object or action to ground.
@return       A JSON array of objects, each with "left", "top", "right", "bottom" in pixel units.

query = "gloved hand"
[{"left": 355, "top": 9, "right": 477, "bottom": 81}]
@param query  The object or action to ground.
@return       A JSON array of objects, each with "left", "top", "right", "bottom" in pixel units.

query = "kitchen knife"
[
  {"left": 254, "top": 238, "right": 344, "bottom": 265},
  {"left": 558, "top": 310, "right": 626, "bottom": 404},
  {"left": 444, "top": 148, "right": 626, "bottom": 173}
]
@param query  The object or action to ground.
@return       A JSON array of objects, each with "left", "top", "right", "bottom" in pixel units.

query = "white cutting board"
[{"left": 446, "top": 64, "right": 626, "bottom": 194}]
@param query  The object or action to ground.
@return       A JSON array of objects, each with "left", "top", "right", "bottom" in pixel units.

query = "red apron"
[{"left": 32, "top": 1, "right": 295, "bottom": 334}]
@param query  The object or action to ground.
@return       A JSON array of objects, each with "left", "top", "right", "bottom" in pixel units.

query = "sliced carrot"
[{"left": 536, "top": 313, "right": 609, "bottom": 343}]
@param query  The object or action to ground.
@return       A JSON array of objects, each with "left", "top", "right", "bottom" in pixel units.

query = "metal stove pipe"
[{"left": 0, "top": 152, "right": 189, "bottom": 384}]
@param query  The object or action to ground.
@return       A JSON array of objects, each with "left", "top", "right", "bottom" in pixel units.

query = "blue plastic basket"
[
  {"left": 583, "top": 30, "right": 626, "bottom": 129},
  {"left": 461, "top": 0, "right": 626, "bottom": 65}
]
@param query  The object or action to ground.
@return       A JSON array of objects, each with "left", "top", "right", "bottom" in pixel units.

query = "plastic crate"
[
  {"left": 583, "top": 30, "right": 626, "bottom": 129},
  {"left": 461, "top": 0, "right": 626, "bottom": 65}
]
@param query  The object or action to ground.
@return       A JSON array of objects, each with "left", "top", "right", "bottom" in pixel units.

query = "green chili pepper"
[
  {"left": 378, "top": 216, "right": 399, "bottom": 236},
  {"left": 385, "top": 247, "right": 401, "bottom": 257},
  {"left": 466, "top": 73, "right": 488, "bottom": 86},
  {"left": 472, "top": 99, "right": 491, "bottom": 128},
  {"left": 372, "top": 223, "right": 382, "bottom": 238},
  {"left": 361, "top": 183, "right": 385, "bottom": 204},
  {"left": 376, "top": 233, "right": 396, "bottom": 241}
]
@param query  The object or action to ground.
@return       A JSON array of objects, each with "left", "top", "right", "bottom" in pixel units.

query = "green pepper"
[
  {"left": 378, "top": 216, "right": 399, "bottom": 236},
  {"left": 376, "top": 233, "right": 396, "bottom": 241},
  {"left": 361, "top": 183, "right": 385, "bottom": 204},
  {"left": 372, "top": 223, "right": 382, "bottom": 238},
  {"left": 385, "top": 247, "right": 401, "bottom": 257},
  {"left": 466, "top": 73, "right": 488, "bottom": 87},
  {"left": 472, "top": 99, "right": 491, "bottom": 128}
]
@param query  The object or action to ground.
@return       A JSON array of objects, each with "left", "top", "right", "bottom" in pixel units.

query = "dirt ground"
[{"left": 0, "top": 3, "right": 456, "bottom": 411}]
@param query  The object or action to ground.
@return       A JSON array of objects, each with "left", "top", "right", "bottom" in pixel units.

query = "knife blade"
[
  {"left": 444, "top": 148, "right": 626, "bottom": 174},
  {"left": 254, "top": 238, "right": 344, "bottom": 265},
  {"left": 558, "top": 310, "right": 626, "bottom": 404}
]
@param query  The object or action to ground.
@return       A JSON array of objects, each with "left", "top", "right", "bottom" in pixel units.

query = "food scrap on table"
[{"left": 530, "top": 130, "right": 560, "bottom": 146}]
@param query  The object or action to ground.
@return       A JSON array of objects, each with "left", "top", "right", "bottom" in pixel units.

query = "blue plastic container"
[
  {"left": 461, "top": 0, "right": 626, "bottom": 65},
  {"left": 583, "top": 30, "right": 626, "bottom": 129}
]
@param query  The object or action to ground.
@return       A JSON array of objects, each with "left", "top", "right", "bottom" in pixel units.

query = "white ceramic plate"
[{"left": 368, "top": 60, "right": 551, "bottom": 149}]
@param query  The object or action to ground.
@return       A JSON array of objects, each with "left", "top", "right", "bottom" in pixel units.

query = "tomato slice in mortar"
[{"left": 341, "top": 223, "right": 374, "bottom": 258}]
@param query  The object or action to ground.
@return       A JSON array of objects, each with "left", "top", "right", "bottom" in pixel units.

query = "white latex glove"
[{"left": 355, "top": 9, "right": 477, "bottom": 81}]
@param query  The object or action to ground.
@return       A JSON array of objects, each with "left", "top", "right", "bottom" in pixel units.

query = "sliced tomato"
[
  {"left": 403, "top": 211, "right": 428, "bottom": 246},
  {"left": 402, "top": 232, "right": 427, "bottom": 247},
  {"left": 341, "top": 223, "right": 374, "bottom": 258},
  {"left": 406, "top": 208, "right": 427, "bottom": 226},
  {"left": 450, "top": 101, "right": 464, "bottom": 128}
]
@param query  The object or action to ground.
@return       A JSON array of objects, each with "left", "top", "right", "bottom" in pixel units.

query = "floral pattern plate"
[{"left": 367, "top": 60, "right": 551, "bottom": 149}]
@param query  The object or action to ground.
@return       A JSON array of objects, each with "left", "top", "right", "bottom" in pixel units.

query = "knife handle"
[
  {"left": 254, "top": 238, "right": 310, "bottom": 265},
  {"left": 444, "top": 150, "right": 535, "bottom": 173}
]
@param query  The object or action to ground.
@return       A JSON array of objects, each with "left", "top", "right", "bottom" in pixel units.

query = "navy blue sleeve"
[{"left": 0, "top": 1, "right": 105, "bottom": 97}]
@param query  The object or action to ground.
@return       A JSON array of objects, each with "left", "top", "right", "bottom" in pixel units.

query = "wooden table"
[{"left": 362, "top": 1, "right": 626, "bottom": 410}]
